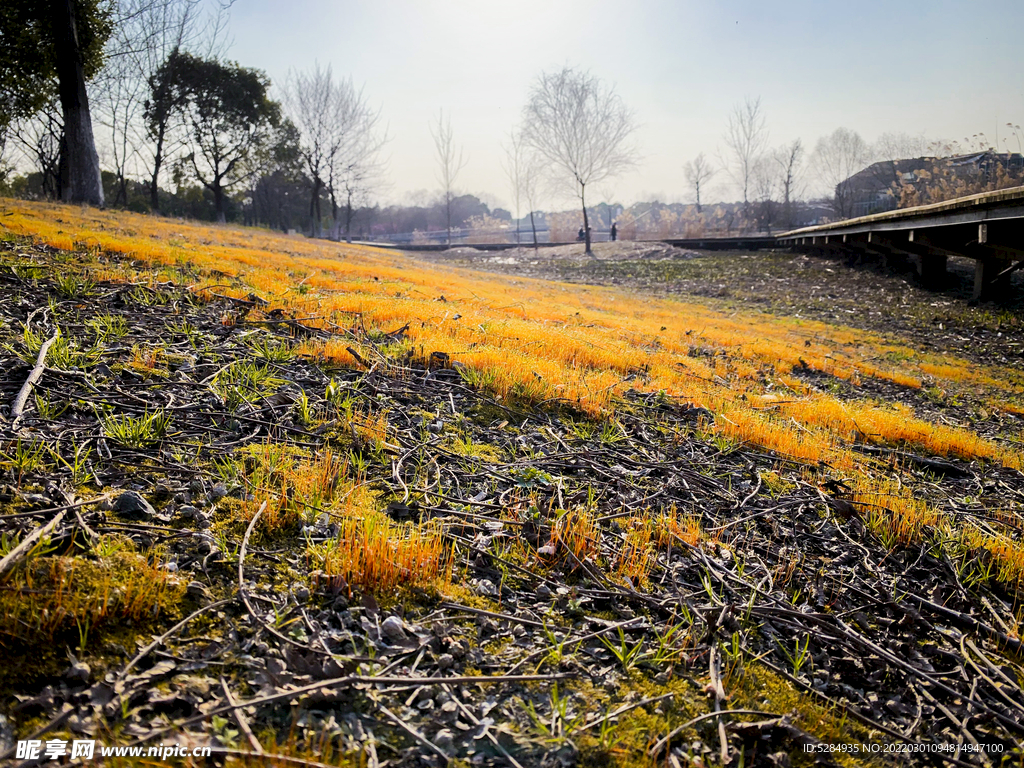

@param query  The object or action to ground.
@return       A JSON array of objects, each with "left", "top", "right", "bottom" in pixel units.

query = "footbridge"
[{"left": 777, "top": 187, "right": 1024, "bottom": 300}]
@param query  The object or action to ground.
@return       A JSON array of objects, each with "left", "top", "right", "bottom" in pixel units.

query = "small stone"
[
  {"left": 434, "top": 728, "right": 455, "bottom": 754},
  {"left": 536, "top": 584, "right": 552, "bottom": 600},
  {"left": 112, "top": 491, "right": 156, "bottom": 518},
  {"left": 186, "top": 581, "right": 209, "bottom": 598},
  {"left": 293, "top": 585, "right": 310, "bottom": 603},
  {"left": 65, "top": 662, "right": 91, "bottom": 684},
  {"left": 380, "top": 615, "right": 406, "bottom": 644},
  {"left": 210, "top": 482, "right": 228, "bottom": 500},
  {"left": 437, "top": 653, "right": 454, "bottom": 670},
  {"left": 512, "top": 624, "right": 527, "bottom": 638},
  {"left": 475, "top": 579, "right": 497, "bottom": 597}
]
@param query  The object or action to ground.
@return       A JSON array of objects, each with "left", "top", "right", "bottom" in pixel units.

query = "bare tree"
[
  {"left": 752, "top": 155, "right": 777, "bottom": 234},
  {"left": 773, "top": 139, "right": 803, "bottom": 230},
  {"left": 683, "top": 152, "right": 715, "bottom": 213},
  {"left": 325, "top": 91, "right": 387, "bottom": 241},
  {"left": 286, "top": 63, "right": 388, "bottom": 237},
  {"left": 10, "top": 101, "right": 64, "bottom": 199},
  {"left": 94, "top": 0, "right": 208, "bottom": 210},
  {"left": 521, "top": 149, "right": 541, "bottom": 250},
  {"left": 501, "top": 128, "right": 530, "bottom": 245},
  {"left": 813, "top": 127, "right": 872, "bottom": 219},
  {"left": 430, "top": 109, "right": 466, "bottom": 246},
  {"left": 723, "top": 97, "right": 768, "bottom": 222},
  {"left": 285, "top": 62, "right": 339, "bottom": 236},
  {"left": 521, "top": 66, "right": 637, "bottom": 254}
]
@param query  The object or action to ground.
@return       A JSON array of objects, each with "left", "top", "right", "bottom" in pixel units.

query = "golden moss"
[
  {"left": 4, "top": 199, "right": 1024, "bottom": 586},
  {"left": 0, "top": 535, "right": 184, "bottom": 643}
]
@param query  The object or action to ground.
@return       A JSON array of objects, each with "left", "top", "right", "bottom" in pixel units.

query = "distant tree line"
[
  {"left": 3, "top": 4, "right": 1021, "bottom": 239},
  {"left": 680, "top": 98, "right": 1024, "bottom": 231}
]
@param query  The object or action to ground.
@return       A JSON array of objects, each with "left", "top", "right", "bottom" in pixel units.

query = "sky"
[{"left": 225, "top": 0, "right": 1024, "bottom": 209}]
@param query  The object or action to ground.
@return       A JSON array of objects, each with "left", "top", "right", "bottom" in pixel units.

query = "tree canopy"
[
  {"left": 156, "top": 52, "right": 280, "bottom": 221},
  {"left": 522, "top": 66, "right": 636, "bottom": 253},
  {"left": 0, "top": 0, "right": 111, "bottom": 130}
]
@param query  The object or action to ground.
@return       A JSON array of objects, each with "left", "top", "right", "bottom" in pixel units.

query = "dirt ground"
[{"left": 3, "top": 235, "right": 1024, "bottom": 767}]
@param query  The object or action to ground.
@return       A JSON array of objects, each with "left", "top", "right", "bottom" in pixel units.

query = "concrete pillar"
[
  {"left": 917, "top": 253, "right": 946, "bottom": 287},
  {"left": 973, "top": 257, "right": 1012, "bottom": 301}
]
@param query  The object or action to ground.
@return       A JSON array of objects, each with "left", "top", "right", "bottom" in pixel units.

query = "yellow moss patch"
[{"left": 0, "top": 536, "right": 184, "bottom": 643}]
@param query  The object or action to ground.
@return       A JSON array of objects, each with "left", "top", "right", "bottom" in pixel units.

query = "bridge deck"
[{"left": 777, "top": 186, "right": 1024, "bottom": 300}]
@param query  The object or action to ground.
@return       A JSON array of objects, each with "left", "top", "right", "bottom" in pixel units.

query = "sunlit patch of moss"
[
  {"left": 730, "top": 664, "right": 888, "bottom": 768},
  {"left": 761, "top": 469, "right": 797, "bottom": 498},
  {"left": 564, "top": 662, "right": 887, "bottom": 768},
  {"left": 0, "top": 534, "right": 184, "bottom": 645},
  {"left": 308, "top": 513, "right": 450, "bottom": 595},
  {"left": 448, "top": 435, "right": 504, "bottom": 463}
]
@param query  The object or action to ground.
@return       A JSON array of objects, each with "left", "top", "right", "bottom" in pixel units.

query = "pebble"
[
  {"left": 380, "top": 615, "right": 406, "bottom": 644},
  {"left": 65, "top": 662, "right": 91, "bottom": 684},
  {"left": 437, "top": 653, "right": 454, "bottom": 670},
  {"left": 186, "top": 581, "right": 209, "bottom": 598},
  {"left": 112, "top": 491, "right": 157, "bottom": 518},
  {"left": 433, "top": 728, "right": 455, "bottom": 754},
  {"left": 475, "top": 579, "right": 497, "bottom": 597}
]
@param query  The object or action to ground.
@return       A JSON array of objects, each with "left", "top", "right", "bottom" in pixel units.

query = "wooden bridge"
[{"left": 777, "top": 186, "right": 1024, "bottom": 300}]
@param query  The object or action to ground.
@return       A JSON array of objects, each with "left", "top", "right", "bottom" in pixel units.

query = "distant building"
[{"left": 838, "top": 151, "right": 1024, "bottom": 218}]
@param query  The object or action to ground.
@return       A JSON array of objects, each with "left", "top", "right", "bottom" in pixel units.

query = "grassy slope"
[
  {"left": 3, "top": 199, "right": 1023, "bottom": 581},
  {"left": 1, "top": 199, "right": 1023, "bottom": 766}
]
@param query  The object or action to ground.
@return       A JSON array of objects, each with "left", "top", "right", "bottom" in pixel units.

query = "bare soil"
[{"left": 1, "top": 237, "right": 1023, "bottom": 767}]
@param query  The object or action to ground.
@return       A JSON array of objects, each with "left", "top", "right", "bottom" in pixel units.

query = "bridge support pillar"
[
  {"left": 973, "top": 257, "right": 1013, "bottom": 301},
  {"left": 914, "top": 253, "right": 947, "bottom": 288}
]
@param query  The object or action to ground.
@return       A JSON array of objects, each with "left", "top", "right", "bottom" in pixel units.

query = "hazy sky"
[{"left": 227, "top": 0, "right": 1024, "bottom": 209}]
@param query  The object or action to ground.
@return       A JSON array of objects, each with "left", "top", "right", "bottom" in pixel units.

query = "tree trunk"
[
  {"left": 150, "top": 128, "right": 164, "bottom": 213},
  {"left": 329, "top": 189, "right": 339, "bottom": 240},
  {"left": 114, "top": 173, "right": 127, "bottom": 207},
  {"left": 581, "top": 187, "right": 591, "bottom": 255},
  {"left": 529, "top": 210, "right": 537, "bottom": 252},
  {"left": 213, "top": 184, "right": 226, "bottom": 223},
  {"left": 309, "top": 179, "right": 322, "bottom": 237},
  {"left": 51, "top": 0, "right": 104, "bottom": 207},
  {"left": 446, "top": 192, "right": 452, "bottom": 246},
  {"left": 345, "top": 189, "right": 354, "bottom": 243}
]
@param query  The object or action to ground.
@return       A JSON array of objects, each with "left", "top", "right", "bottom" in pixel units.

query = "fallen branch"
[
  {"left": 221, "top": 676, "right": 264, "bottom": 755},
  {"left": 376, "top": 702, "right": 449, "bottom": 764},
  {"left": 0, "top": 510, "right": 65, "bottom": 577},
  {"left": 9, "top": 328, "right": 59, "bottom": 427}
]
